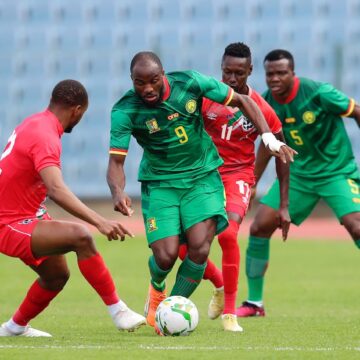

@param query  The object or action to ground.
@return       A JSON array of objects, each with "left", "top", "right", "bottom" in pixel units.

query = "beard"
[{"left": 64, "top": 126, "right": 73, "bottom": 133}]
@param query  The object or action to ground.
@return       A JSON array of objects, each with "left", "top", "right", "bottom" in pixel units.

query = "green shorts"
[
  {"left": 261, "top": 173, "right": 360, "bottom": 225},
  {"left": 141, "top": 170, "right": 228, "bottom": 245}
]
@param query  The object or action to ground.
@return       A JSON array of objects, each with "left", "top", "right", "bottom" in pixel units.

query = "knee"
[
  {"left": 218, "top": 229, "right": 238, "bottom": 251},
  {"left": 72, "top": 224, "right": 95, "bottom": 251},
  {"left": 188, "top": 242, "right": 210, "bottom": 264},
  {"left": 40, "top": 269, "right": 70, "bottom": 291},
  {"left": 154, "top": 250, "right": 177, "bottom": 270}
]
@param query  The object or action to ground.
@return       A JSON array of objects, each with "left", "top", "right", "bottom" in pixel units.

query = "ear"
[{"left": 249, "top": 64, "right": 253, "bottom": 76}]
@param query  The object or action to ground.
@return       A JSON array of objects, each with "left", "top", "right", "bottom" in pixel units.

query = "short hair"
[
  {"left": 51, "top": 80, "right": 88, "bottom": 107},
  {"left": 130, "top": 51, "right": 163, "bottom": 73},
  {"left": 222, "top": 42, "right": 251, "bottom": 62},
  {"left": 263, "top": 49, "right": 295, "bottom": 70}
]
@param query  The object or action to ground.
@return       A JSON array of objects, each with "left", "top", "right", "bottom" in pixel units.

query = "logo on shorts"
[
  {"left": 147, "top": 217, "right": 158, "bottom": 232},
  {"left": 302, "top": 111, "right": 316, "bottom": 124},
  {"left": 19, "top": 219, "right": 33, "bottom": 224},
  {"left": 185, "top": 99, "right": 197, "bottom": 114},
  {"left": 146, "top": 119, "right": 160, "bottom": 134}
]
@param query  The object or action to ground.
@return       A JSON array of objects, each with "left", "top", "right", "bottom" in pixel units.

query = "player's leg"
[
  {"left": 31, "top": 220, "right": 145, "bottom": 331},
  {"left": 321, "top": 175, "right": 360, "bottom": 248},
  {"left": 141, "top": 183, "right": 181, "bottom": 326},
  {"left": 237, "top": 178, "right": 319, "bottom": 317}
]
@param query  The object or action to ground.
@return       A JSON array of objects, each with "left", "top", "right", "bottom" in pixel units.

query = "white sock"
[
  {"left": 108, "top": 300, "right": 128, "bottom": 318},
  {"left": 5, "top": 318, "right": 26, "bottom": 334},
  {"left": 247, "top": 300, "right": 263, "bottom": 307}
]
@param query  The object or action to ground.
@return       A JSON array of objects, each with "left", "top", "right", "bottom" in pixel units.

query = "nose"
[{"left": 143, "top": 83, "right": 154, "bottom": 95}]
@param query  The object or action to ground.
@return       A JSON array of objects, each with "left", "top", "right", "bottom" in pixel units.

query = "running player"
[
  {"left": 178, "top": 42, "right": 291, "bottom": 331},
  {"left": 106, "top": 51, "right": 295, "bottom": 329},
  {"left": 237, "top": 49, "right": 360, "bottom": 317},
  {"left": 0, "top": 80, "right": 145, "bottom": 337}
]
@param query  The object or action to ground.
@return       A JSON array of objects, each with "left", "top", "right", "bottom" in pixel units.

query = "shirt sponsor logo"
[
  {"left": 185, "top": 99, "right": 197, "bottom": 114},
  {"left": 206, "top": 112, "right": 217, "bottom": 120},
  {"left": 146, "top": 119, "right": 160, "bottom": 134},
  {"left": 168, "top": 113, "right": 179, "bottom": 120},
  {"left": 19, "top": 219, "right": 33, "bottom": 224},
  {"left": 285, "top": 117, "right": 296, "bottom": 123},
  {"left": 302, "top": 111, "right": 316, "bottom": 124},
  {"left": 147, "top": 217, "right": 158, "bottom": 232},
  {"left": 237, "top": 115, "right": 254, "bottom": 132}
]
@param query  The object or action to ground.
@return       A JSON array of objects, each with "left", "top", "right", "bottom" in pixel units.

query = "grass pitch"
[{"left": 0, "top": 234, "right": 359, "bottom": 359}]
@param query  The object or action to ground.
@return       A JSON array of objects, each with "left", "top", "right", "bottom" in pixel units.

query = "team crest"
[
  {"left": 302, "top": 111, "right": 316, "bottom": 124},
  {"left": 146, "top": 119, "right": 160, "bottom": 133},
  {"left": 185, "top": 99, "right": 197, "bottom": 114},
  {"left": 147, "top": 217, "right": 158, "bottom": 232}
]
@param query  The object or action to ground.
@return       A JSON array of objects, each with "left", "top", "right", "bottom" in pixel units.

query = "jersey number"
[
  {"left": 0, "top": 130, "right": 17, "bottom": 160},
  {"left": 221, "top": 124, "right": 233, "bottom": 140},
  {"left": 175, "top": 126, "right": 188, "bottom": 144},
  {"left": 236, "top": 180, "right": 251, "bottom": 204},
  {"left": 289, "top": 130, "right": 304, "bottom": 145}
]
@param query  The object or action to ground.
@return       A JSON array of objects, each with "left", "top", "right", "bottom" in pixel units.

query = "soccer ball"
[{"left": 155, "top": 296, "right": 199, "bottom": 336}]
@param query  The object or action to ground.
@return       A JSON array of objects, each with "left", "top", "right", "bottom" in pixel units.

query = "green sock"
[
  {"left": 148, "top": 255, "right": 171, "bottom": 292},
  {"left": 170, "top": 256, "right": 206, "bottom": 297},
  {"left": 355, "top": 239, "right": 360, "bottom": 249},
  {"left": 246, "top": 236, "right": 270, "bottom": 302}
]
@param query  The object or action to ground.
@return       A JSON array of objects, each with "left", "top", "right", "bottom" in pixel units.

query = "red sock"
[
  {"left": 218, "top": 220, "right": 240, "bottom": 314},
  {"left": 178, "top": 244, "right": 223, "bottom": 288},
  {"left": 13, "top": 280, "right": 60, "bottom": 326},
  {"left": 78, "top": 252, "right": 119, "bottom": 305}
]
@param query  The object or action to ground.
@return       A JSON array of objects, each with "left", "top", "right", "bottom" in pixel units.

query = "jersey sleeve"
[
  {"left": 109, "top": 108, "right": 133, "bottom": 156},
  {"left": 260, "top": 98, "right": 282, "bottom": 134},
  {"left": 318, "top": 83, "right": 355, "bottom": 117},
  {"left": 191, "top": 71, "right": 234, "bottom": 105},
  {"left": 30, "top": 134, "right": 61, "bottom": 173}
]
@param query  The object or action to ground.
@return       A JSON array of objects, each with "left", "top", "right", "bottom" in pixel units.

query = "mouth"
[
  {"left": 269, "top": 84, "right": 282, "bottom": 93},
  {"left": 143, "top": 94, "right": 159, "bottom": 104}
]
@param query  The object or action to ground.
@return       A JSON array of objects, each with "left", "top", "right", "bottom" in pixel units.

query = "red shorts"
[
  {"left": 0, "top": 216, "right": 50, "bottom": 266},
  {"left": 221, "top": 172, "right": 255, "bottom": 218}
]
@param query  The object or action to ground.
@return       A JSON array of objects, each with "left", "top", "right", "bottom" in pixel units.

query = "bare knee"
[
  {"left": 153, "top": 250, "right": 177, "bottom": 270},
  {"left": 187, "top": 242, "right": 211, "bottom": 264},
  {"left": 342, "top": 213, "right": 360, "bottom": 240},
  {"left": 250, "top": 205, "right": 278, "bottom": 238},
  {"left": 71, "top": 224, "right": 96, "bottom": 255},
  {"left": 151, "top": 238, "right": 179, "bottom": 270}
]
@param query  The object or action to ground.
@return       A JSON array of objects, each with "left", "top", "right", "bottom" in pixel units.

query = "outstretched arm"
[
  {"left": 228, "top": 93, "right": 297, "bottom": 163},
  {"left": 274, "top": 131, "right": 291, "bottom": 241},
  {"left": 40, "top": 166, "right": 134, "bottom": 240},
  {"left": 106, "top": 154, "right": 133, "bottom": 216}
]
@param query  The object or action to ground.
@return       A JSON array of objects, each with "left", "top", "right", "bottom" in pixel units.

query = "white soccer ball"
[{"left": 155, "top": 296, "right": 199, "bottom": 336}]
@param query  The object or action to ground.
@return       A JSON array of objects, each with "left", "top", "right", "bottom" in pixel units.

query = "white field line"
[{"left": 0, "top": 344, "right": 359, "bottom": 352}]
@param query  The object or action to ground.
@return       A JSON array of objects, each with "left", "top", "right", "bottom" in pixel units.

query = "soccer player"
[
  {"left": 0, "top": 80, "right": 146, "bottom": 337},
  {"left": 178, "top": 43, "right": 291, "bottom": 331},
  {"left": 106, "top": 51, "right": 295, "bottom": 328},
  {"left": 236, "top": 49, "right": 360, "bottom": 317}
]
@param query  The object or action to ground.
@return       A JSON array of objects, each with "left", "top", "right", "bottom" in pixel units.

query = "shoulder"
[{"left": 112, "top": 89, "right": 139, "bottom": 112}]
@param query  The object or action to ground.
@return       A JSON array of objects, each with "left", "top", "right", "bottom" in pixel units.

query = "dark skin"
[
  {"left": 28, "top": 102, "right": 134, "bottom": 292},
  {"left": 221, "top": 55, "right": 291, "bottom": 239},
  {"left": 107, "top": 58, "right": 296, "bottom": 269},
  {"left": 250, "top": 58, "right": 360, "bottom": 244}
]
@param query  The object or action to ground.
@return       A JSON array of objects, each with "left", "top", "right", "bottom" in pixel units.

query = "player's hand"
[
  {"left": 269, "top": 144, "right": 297, "bottom": 164},
  {"left": 97, "top": 219, "right": 135, "bottom": 241},
  {"left": 277, "top": 206, "right": 291, "bottom": 241},
  {"left": 113, "top": 191, "right": 134, "bottom": 216}
]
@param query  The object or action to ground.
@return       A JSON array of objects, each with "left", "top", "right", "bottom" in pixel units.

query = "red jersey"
[
  {"left": 202, "top": 86, "right": 282, "bottom": 176},
  {"left": 0, "top": 109, "right": 63, "bottom": 223}
]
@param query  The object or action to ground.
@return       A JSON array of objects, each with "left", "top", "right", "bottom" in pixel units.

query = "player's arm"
[
  {"left": 228, "top": 93, "right": 297, "bottom": 164},
  {"left": 274, "top": 131, "right": 291, "bottom": 241},
  {"left": 40, "top": 166, "right": 134, "bottom": 241},
  {"left": 106, "top": 154, "right": 133, "bottom": 216}
]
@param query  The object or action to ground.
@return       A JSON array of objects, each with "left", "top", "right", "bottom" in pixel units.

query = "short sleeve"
[
  {"left": 318, "top": 83, "right": 354, "bottom": 116},
  {"left": 31, "top": 135, "right": 61, "bottom": 173},
  {"left": 191, "top": 71, "right": 234, "bottom": 105},
  {"left": 109, "top": 108, "right": 133, "bottom": 156}
]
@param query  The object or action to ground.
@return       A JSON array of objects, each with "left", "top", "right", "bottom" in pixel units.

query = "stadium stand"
[{"left": 0, "top": 0, "right": 359, "bottom": 197}]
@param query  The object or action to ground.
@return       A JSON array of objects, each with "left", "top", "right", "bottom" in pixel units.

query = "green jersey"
[
  {"left": 110, "top": 70, "right": 233, "bottom": 182},
  {"left": 263, "top": 77, "right": 357, "bottom": 180}
]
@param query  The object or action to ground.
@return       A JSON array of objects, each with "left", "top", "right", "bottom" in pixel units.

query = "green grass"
[{"left": 1, "top": 235, "right": 359, "bottom": 359}]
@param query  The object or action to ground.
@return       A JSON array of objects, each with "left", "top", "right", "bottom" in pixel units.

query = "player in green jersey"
[
  {"left": 106, "top": 51, "right": 295, "bottom": 329},
  {"left": 236, "top": 49, "right": 360, "bottom": 317}
]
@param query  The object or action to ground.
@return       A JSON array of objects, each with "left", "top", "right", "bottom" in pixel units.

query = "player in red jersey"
[
  {"left": 0, "top": 80, "right": 145, "bottom": 337},
  {"left": 178, "top": 43, "right": 293, "bottom": 331}
]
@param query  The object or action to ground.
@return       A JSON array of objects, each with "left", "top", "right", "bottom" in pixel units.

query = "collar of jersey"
[
  {"left": 162, "top": 76, "right": 171, "bottom": 101},
  {"left": 272, "top": 76, "right": 300, "bottom": 104},
  {"left": 45, "top": 108, "right": 64, "bottom": 137}
]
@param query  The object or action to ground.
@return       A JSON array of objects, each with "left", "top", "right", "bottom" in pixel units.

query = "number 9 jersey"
[{"left": 109, "top": 71, "right": 234, "bottom": 183}]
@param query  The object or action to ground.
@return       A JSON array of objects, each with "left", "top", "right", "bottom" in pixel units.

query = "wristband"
[{"left": 261, "top": 132, "right": 285, "bottom": 152}]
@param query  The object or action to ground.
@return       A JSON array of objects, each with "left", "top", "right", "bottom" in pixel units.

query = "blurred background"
[{"left": 0, "top": 0, "right": 359, "bottom": 199}]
